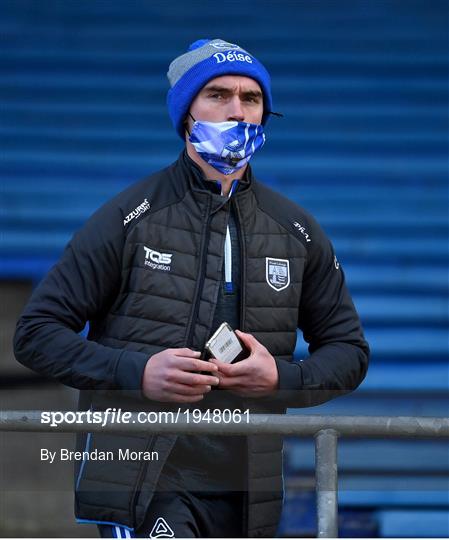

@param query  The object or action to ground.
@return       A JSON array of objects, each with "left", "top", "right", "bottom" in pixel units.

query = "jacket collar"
[{"left": 181, "top": 150, "right": 252, "bottom": 198}]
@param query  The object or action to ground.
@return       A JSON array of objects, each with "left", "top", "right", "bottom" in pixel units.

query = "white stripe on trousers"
[{"left": 114, "top": 526, "right": 131, "bottom": 538}]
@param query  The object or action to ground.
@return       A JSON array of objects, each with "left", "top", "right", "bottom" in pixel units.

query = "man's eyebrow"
[
  {"left": 242, "top": 89, "right": 263, "bottom": 98},
  {"left": 202, "top": 85, "right": 235, "bottom": 94},
  {"left": 202, "top": 85, "right": 262, "bottom": 97}
]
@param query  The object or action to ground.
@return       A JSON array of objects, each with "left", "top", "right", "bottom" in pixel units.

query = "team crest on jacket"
[{"left": 266, "top": 257, "right": 290, "bottom": 291}]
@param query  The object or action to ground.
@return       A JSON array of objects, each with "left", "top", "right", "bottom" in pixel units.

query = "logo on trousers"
[{"left": 149, "top": 517, "right": 175, "bottom": 538}]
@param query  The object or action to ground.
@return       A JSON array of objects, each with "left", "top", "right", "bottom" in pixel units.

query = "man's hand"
[
  {"left": 142, "top": 348, "right": 219, "bottom": 403},
  {"left": 210, "top": 330, "right": 279, "bottom": 397}
]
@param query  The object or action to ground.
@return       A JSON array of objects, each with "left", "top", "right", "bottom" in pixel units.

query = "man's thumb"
[{"left": 236, "top": 329, "right": 257, "bottom": 350}]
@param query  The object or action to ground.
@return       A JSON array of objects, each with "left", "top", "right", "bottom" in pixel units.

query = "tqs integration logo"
[{"left": 143, "top": 246, "right": 173, "bottom": 272}]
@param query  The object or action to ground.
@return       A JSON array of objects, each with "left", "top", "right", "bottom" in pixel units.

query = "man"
[{"left": 14, "top": 39, "right": 369, "bottom": 538}]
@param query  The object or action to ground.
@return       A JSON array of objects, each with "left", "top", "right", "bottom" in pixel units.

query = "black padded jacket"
[{"left": 14, "top": 152, "right": 369, "bottom": 537}]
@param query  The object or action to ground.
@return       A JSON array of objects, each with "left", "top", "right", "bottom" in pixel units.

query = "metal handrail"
[{"left": 1, "top": 411, "right": 448, "bottom": 538}]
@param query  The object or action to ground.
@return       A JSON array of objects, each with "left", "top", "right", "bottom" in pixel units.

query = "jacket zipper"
[
  {"left": 233, "top": 199, "right": 246, "bottom": 332},
  {"left": 224, "top": 221, "right": 233, "bottom": 293},
  {"left": 130, "top": 435, "right": 157, "bottom": 525},
  {"left": 223, "top": 181, "right": 237, "bottom": 294},
  {"left": 234, "top": 197, "right": 250, "bottom": 537},
  {"left": 186, "top": 198, "right": 212, "bottom": 348}
]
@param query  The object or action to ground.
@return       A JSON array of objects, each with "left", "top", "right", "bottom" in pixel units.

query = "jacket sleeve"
[
  {"left": 13, "top": 200, "right": 152, "bottom": 392},
  {"left": 274, "top": 219, "right": 369, "bottom": 408}
]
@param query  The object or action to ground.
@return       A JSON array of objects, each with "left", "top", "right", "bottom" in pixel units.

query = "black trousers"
[{"left": 98, "top": 489, "right": 244, "bottom": 538}]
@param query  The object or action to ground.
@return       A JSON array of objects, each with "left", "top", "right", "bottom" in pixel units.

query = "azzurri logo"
[{"left": 123, "top": 198, "right": 150, "bottom": 226}]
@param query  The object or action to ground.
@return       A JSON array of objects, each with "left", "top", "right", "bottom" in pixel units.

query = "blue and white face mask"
[{"left": 188, "top": 118, "right": 266, "bottom": 175}]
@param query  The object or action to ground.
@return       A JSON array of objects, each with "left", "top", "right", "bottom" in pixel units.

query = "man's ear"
[{"left": 184, "top": 116, "right": 192, "bottom": 138}]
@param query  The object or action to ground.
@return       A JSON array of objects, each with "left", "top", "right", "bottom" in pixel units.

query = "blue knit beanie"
[{"left": 167, "top": 39, "right": 273, "bottom": 139}]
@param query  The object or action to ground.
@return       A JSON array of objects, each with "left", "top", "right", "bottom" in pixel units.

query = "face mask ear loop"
[{"left": 185, "top": 112, "right": 196, "bottom": 137}]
